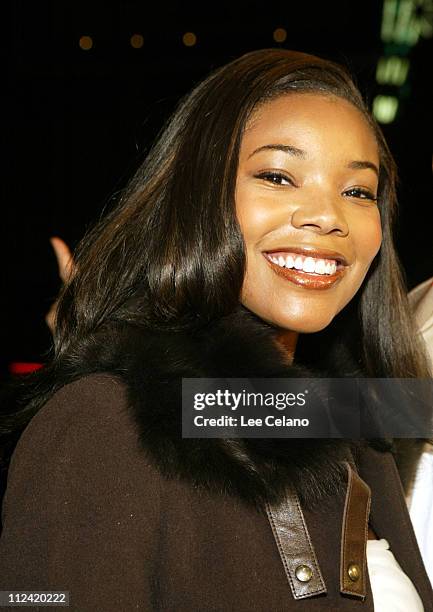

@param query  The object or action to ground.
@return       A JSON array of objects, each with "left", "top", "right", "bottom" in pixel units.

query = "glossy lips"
[{"left": 263, "top": 249, "right": 348, "bottom": 290}]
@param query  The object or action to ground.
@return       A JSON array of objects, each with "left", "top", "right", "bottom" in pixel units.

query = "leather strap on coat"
[
  {"left": 265, "top": 491, "right": 327, "bottom": 599},
  {"left": 340, "top": 461, "right": 371, "bottom": 599},
  {"left": 266, "top": 460, "right": 371, "bottom": 601}
]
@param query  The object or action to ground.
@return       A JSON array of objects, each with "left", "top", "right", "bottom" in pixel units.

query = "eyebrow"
[
  {"left": 248, "top": 143, "right": 379, "bottom": 178},
  {"left": 248, "top": 144, "right": 306, "bottom": 159},
  {"left": 347, "top": 160, "right": 379, "bottom": 178}
]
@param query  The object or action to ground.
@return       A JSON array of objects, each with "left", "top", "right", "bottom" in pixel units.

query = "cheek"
[
  {"left": 357, "top": 212, "right": 382, "bottom": 267},
  {"left": 236, "top": 189, "right": 267, "bottom": 243}
]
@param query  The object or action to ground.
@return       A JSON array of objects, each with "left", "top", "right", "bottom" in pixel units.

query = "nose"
[{"left": 290, "top": 196, "right": 349, "bottom": 237}]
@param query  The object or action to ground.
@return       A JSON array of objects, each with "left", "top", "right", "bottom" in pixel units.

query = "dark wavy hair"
[{"left": 1, "top": 49, "right": 431, "bottom": 483}]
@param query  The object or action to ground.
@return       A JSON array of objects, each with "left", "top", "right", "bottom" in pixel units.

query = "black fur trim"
[{"left": 58, "top": 305, "right": 367, "bottom": 511}]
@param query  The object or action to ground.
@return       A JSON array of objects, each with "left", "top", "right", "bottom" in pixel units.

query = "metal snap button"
[
  {"left": 295, "top": 564, "right": 313, "bottom": 582},
  {"left": 348, "top": 563, "right": 361, "bottom": 581}
]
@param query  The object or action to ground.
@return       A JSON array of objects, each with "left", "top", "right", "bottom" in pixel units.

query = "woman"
[{"left": 0, "top": 49, "right": 432, "bottom": 610}]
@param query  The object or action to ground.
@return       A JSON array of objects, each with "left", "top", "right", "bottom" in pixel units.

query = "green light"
[
  {"left": 406, "top": 14, "right": 423, "bottom": 44},
  {"left": 381, "top": 0, "right": 398, "bottom": 43},
  {"left": 381, "top": 0, "right": 433, "bottom": 45},
  {"left": 376, "top": 56, "right": 410, "bottom": 85},
  {"left": 373, "top": 95, "right": 399, "bottom": 123},
  {"left": 395, "top": 0, "right": 413, "bottom": 44},
  {"left": 417, "top": 0, "right": 433, "bottom": 38}
]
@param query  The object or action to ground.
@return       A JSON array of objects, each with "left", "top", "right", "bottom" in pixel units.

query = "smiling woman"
[
  {"left": 0, "top": 49, "right": 432, "bottom": 611},
  {"left": 237, "top": 93, "right": 382, "bottom": 336}
]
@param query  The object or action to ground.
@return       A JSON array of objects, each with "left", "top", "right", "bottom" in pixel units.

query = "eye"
[
  {"left": 343, "top": 187, "right": 378, "bottom": 202},
  {"left": 254, "top": 171, "right": 295, "bottom": 186}
]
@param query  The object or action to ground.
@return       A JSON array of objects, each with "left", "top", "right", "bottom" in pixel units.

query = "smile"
[{"left": 263, "top": 251, "right": 348, "bottom": 290}]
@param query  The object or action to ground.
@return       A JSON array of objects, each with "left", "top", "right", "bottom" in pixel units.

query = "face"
[{"left": 236, "top": 93, "right": 382, "bottom": 333}]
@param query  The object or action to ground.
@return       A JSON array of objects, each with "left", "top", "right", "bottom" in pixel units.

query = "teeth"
[
  {"left": 302, "top": 257, "right": 316, "bottom": 273},
  {"left": 294, "top": 256, "right": 304, "bottom": 270},
  {"left": 314, "top": 259, "right": 326, "bottom": 274},
  {"left": 285, "top": 254, "right": 295, "bottom": 268},
  {"left": 267, "top": 252, "right": 340, "bottom": 276}
]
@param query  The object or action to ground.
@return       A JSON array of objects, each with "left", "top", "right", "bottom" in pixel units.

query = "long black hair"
[{"left": 1, "top": 49, "right": 431, "bottom": 481}]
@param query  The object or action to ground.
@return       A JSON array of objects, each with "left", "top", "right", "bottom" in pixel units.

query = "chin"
[{"left": 268, "top": 312, "right": 335, "bottom": 334}]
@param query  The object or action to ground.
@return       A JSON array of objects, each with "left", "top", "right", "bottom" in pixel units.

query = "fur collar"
[{"left": 67, "top": 305, "right": 367, "bottom": 511}]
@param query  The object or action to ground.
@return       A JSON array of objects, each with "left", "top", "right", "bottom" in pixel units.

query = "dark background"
[{"left": 3, "top": 0, "right": 433, "bottom": 373}]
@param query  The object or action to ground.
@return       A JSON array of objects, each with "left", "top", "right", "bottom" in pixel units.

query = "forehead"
[{"left": 241, "top": 93, "right": 379, "bottom": 164}]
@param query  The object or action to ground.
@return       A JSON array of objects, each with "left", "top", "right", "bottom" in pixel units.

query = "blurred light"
[
  {"left": 9, "top": 362, "right": 43, "bottom": 374},
  {"left": 406, "top": 15, "right": 423, "bottom": 44},
  {"left": 130, "top": 33, "right": 144, "bottom": 49},
  {"left": 79, "top": 35, "right": 93, "bottom": 51},
  {"left": 273, "top": 27, "right": 287, "bottom": 43},
  {"left": 376, "top": 56, "right": 410, "bottom": 86},
  {"left": 182, "top": 32, "right": 197, "bottom": 47},
  {"left": 395, "top": 0, "right": 414, "bottom": 44},
  {"left": 381, "top": 0, "right": 398, "bottom": 42},
  {"left": 381, "top": 0, "right": 433, "bottom": 45},
  {"left": 373, "top": 95, "right": 399, "bottom": 123}
]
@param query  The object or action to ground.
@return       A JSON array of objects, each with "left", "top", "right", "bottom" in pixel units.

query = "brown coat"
[{"left": 0, "top": 307, "right": 432, "bottom": 610}]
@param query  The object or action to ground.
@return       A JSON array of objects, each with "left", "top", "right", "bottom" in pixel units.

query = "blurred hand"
[{"left": 45, "top": 237, "right": 74, "bottom": 333}]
